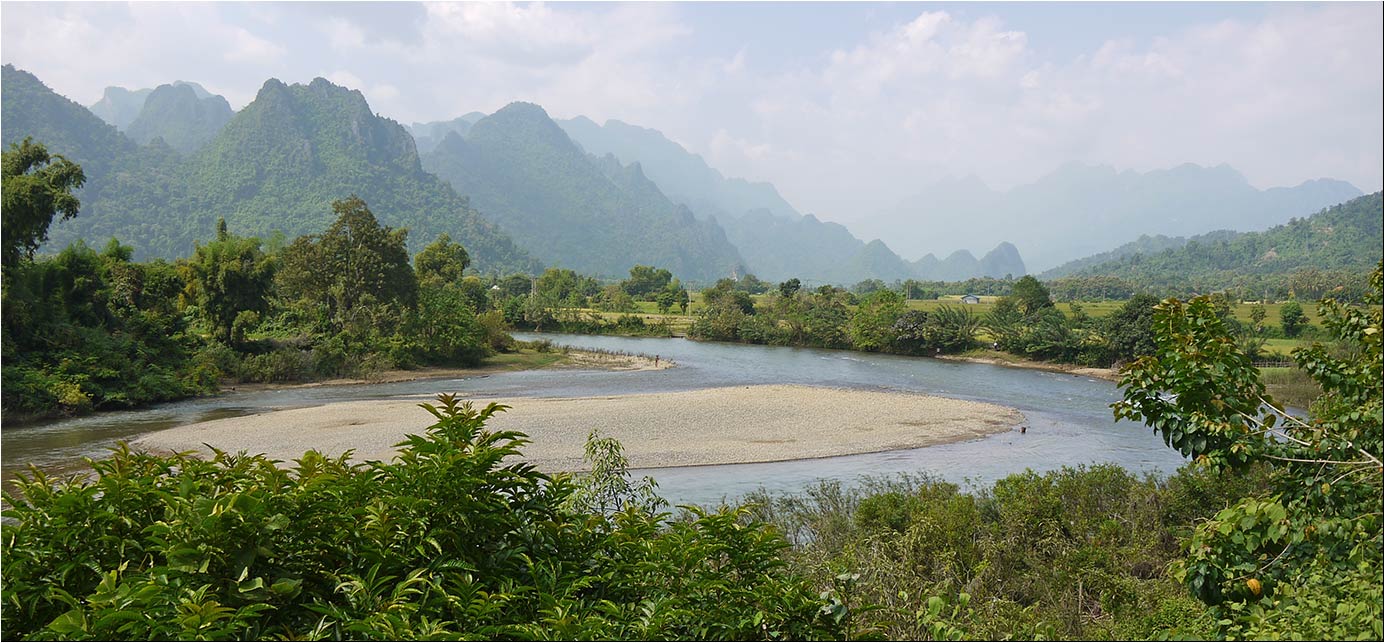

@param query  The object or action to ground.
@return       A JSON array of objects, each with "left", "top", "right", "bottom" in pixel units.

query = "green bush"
[{"left": 2, "top": 396, "right": 850, "bottom": 640}]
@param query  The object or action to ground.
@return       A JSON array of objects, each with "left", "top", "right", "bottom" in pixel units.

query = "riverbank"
[
  {"left": 134, "top": 385, "right": 1023, "bottom": 471},
  {"left": 937, "top": 349, "right": 1120, "bottom": 381},
  {"left": 224, "top": 347, "right": 671, "bottom": 394}
]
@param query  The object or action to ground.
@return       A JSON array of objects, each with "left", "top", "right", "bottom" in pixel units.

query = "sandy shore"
[
  {"left": 134, "top": 385, "right": 1022, "bottom": 472},
  {"left": 937, "top": 352, "right": 1119, "bottom": 382},
  {"left": 225, "top": 348, "right": 670, "bottom": 394}
]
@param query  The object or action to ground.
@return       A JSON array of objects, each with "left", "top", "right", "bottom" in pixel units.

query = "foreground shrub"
[{"left": 2, "top": 395, "right": 848, "bottom": 641}]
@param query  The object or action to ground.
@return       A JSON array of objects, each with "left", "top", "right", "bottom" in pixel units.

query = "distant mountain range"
[
  {"left": 552, "top": 115, "right": 1025, "bottom": 283},
  {"left": 421, "top": 103, "right": 744, "bottom": 280},
  {"left": 407, "top": 113, "right": 486, "bottom": 155},
  {"left": 7, "top": 64, "right": 1368, "bottom": 288},
  {"left": 860, "top": 164, "right": 1363, "bottom": 271},
  {"left": 3, "top": 65, "right": 535, "bottom": 273},
  {"left": 126, "top": 83, "right": 233, "bottom": 154},
  {"left": 1040, "top": 192, "right": 1383, "bottom": 290}
]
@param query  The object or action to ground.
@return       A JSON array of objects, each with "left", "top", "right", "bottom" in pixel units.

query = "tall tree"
[
  {"left": 1, "top": 138, "right": 85, "bottom": 268},
  {"left": 1010, "top": 275, "right": 1054, "bottom": 316},
  {"left": 414, "top": 232, "right": 470, "bottom": 287},
  {"left": 1279, "top": 300, "right": 1307, "bottom": 338},
  {"left": 179, "top": 220, "right": 275, "bottom": 344},
  {"left": 277, "top": 197, "right": 417, "bottom": 333}
]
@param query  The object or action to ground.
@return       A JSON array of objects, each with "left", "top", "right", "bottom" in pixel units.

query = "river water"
[{"left": 1, "top": 333, "right": 1188, "bottom": 506}]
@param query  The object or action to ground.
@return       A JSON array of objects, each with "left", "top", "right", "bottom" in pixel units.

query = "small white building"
[{"left": 960, "top": 294, "right": 981, "bottom": 304}]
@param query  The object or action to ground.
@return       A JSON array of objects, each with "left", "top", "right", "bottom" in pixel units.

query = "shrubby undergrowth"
[{"left": 2, "top": 396, "right": 848, "bottom": 641}]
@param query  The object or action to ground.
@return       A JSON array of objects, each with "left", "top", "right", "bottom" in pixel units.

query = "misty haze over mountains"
[
  {"left": 12, "top": 64, "right": 1366, "bottom": 284},
  {"left": 859, "top": 166, "right": 1362, "bottom": 272}
]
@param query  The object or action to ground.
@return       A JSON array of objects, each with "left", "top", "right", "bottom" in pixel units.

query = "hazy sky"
[{"left": 3, "top": 1, "right": 1381, "bottom": 221}]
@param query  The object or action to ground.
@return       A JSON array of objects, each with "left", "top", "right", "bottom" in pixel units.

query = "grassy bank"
[{"left": 1260, "top": 366, "right": 1322, "bottom": 409}]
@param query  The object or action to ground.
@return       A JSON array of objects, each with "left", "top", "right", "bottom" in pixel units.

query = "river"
[{"left": 1, "top": 333, "right": 1188, "bottom": 506}]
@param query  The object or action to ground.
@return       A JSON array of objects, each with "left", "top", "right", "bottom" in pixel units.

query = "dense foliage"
[
  {"left": 749, "top": 463, "right": 1275, "bottom": 640},
  {"left": 2, "top": 397, "right": 850, "bottom": 640},
  {"left": 2, "top": 138, "right": 85, "bottom": 267},
  {"left": 2, "top": 239, "right": 210, "bottom": 417},
  {"left": 2, "top": 141, "right": 505, "bottom": 419},
  {"left": 1114, "top": 263, "right": 1384, "bottom": 639}
]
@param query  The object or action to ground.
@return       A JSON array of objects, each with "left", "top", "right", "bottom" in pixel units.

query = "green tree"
[
  {"left": 409, "top": 283, "right": 487, "bottom": 365},
  {"left": 1010, "top": 275, "right": 1054, "bottom": 316},
  {"left": 1103, "top": 294, "right": 1160, "bottom": 363},
  {"left": 622, "top": 265, "right": 673, "bottom": 298},
  {"left": 178, "top": 220, "right": 275, "bottom": 344},
  {"left": 1249, "top": 303, "right": 1267, "bottom": 334},
  {"left": 655, "top": 290, "right": 676, "bottom": 314},
  {"left": 277, "top": 197, "right": 417, "bottom": 334},
  {"left": 1114, "top": 264, "right": 1383, "bottom": 639},
  {"left": 1, "top": 138, "right": 85, "bottom": 268},
  {"left": 1280, "top": 300, "right": 1307, "bottom": 338},
  {"left": 849, "top": 289, "right": 906, "bottom": 352},
  {"left": 413, "top": 232, "right": 469, "bottom": 287},
  {"left": 778, "top": 278, "right": 802, "bottom": 298}
]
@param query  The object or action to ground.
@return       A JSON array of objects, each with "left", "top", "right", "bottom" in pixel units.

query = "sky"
[{"left": 2, "top": 1, "right": 1381, "bottom": 222}]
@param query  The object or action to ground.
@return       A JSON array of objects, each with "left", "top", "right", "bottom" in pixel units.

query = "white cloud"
[
  {"left": 694, "top": 4, "right": 1381, "bottom": 219},
  {"left": 0, "top": 2, "right": 1377, "bottom": 223}
]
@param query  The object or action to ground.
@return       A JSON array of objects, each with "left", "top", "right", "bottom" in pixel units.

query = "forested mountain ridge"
[
  {"left": 422, "top": 102, "right": 745, "bottom": 281},
  {"left": 864, "top": 163, "right": 1363, "bottom": 271},
  {"left": 1040, "top": 232, "right": 1232, "bottom": 279},
  {"left": 2, "top": 65, "right": 135, "bottom": 177},
  {"left": 407, "top": 112, "right": 486, "bottom": 155},
  {"left": 1043, "top": 192, "right": 1383, "bottom": 289},
  {"left": 125, "top": 82, "right": 234, "bottom": 154},
  {"left": 2, "top": 66, "right": 537, "bottom": 273},
  {"left": 558, "top": 116, "right": 800, "bottom": 221},
  {"left": 87, "top": 80, "right": 218, "bottom": 131},
  {"left": 87, "top": 86, "right": 153, "bottom": 130}
]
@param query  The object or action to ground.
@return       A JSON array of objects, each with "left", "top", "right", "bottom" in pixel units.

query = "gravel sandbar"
[{"left": 134, "top": 385, "right": 1023, "bottom": 471}]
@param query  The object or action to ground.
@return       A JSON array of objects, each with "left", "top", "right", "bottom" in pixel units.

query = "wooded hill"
[
  {"left": 1042, "top": 192, "right": 1384, "bottom": 292},
  {"left": 421, "top": 102, "right": 745, "bottom": 281},
  {"left": 2, "top": 65, "right": 536, "bottom": 273}
]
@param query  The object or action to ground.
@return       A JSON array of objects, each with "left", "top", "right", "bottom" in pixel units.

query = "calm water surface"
[{"left": 2, "top": 333, "right": 1187, "bottom": 505}]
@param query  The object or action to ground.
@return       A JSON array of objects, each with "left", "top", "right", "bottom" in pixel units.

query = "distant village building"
[{"left": 961, "top": 294, "right": 981, "bottom": 304}]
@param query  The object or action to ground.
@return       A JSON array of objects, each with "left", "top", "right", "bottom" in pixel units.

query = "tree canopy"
[
  {"left": 1114, "top": 264, "right": 1383, "bottom": 638},
  {"left": 1, "top": 137, "right": 85, "bottom": 268}
]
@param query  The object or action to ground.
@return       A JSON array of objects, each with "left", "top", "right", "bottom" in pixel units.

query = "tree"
[
  {"left": 1103, "top": 294, "right": 1160, "bottom": 363},
  {"left": 179, "top": 220, "right": 275, "bottom": 344},
  {"left": 622, "top": 265, "right": 673, "bottom": 298},
  {"left": 414, "top": 233, "right": 470, "bottom": 287},
  {"left": 277, "top": 197, "right": 417, "bottom": 334},
  {"left": 1280, "top": 300, "right": 1307, "bottom": 338},
  {"left": 1010, "top": 275, "right": 1053, "bottom": 316},
  {"left": 779, "top": 278, "right": 802, "bottom": 298},
  {"left": 655, "top": 290, "right": 676, "bottom": 314},
  {"left": 1, "top": 138, "right": 85, "bottom": 268},
  {"left": 1113, "top": 264, "right": 1383, "bottom": 639},
  {"left": 535, "top": 267, "right": 594, "bottom": 306},
  {"left": 848, "top": 290, "right": 906, "bottom": 352}
]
